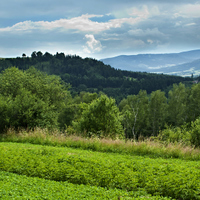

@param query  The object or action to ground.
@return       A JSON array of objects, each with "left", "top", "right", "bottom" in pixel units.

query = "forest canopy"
[
  {"left": 0, "top": 67, "right": 70, "bottom": 131},
  {"left": 1, "top": 52, "right": 200, "bottom": 146},
  {"left": 0, "top": 51, "right": 192, "bottom": 103}
]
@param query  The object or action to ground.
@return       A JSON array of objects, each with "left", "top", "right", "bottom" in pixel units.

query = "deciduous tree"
[
  {"left": 0, "top": 67, "right": 70, "bottom": 131},
  {"left": 120, "top": 90, "right": 149, "bottom": 139},
  {"left": 149, "top": 90, "right": 167, "bottom": 136},
  {"left": 76, "top": 95, "right": 123, "bottom": 138},
  {"left": 167, "top": 83, "right": 188, "bottom": 126}
]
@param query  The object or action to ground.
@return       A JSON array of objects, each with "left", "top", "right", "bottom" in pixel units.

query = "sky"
[{"left": 0, "top": 0, "right": 200, "bottom": 59}]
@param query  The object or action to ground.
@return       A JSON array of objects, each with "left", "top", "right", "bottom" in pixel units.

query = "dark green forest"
[
  {"left": 1, "top": 51, "right": 200, "bottom": 146},
  {"left": 0, "top": 51, "right": 192, "bottom": 103}
]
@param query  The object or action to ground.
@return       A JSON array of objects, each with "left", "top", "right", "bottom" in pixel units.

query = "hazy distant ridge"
[{"left": 101, "top": 49, "right": 200, "bottom": 76}]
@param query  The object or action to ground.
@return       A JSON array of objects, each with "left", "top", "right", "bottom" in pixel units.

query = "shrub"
[
  {"left": 191, "top": 118, "right": 200, "bottom": 147},
  {"left": 0, "top": 67, "right": 70, "bottom": 132},
  {"left": 157, "top": 125, "right": 191, "bottom": 146},
  {"left": 76, "top": 95, "right": 124, "bottom": 139}
]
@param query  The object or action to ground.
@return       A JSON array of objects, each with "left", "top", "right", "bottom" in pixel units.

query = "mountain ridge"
[
  {"left": 101, "top": 49, "right": 200, "bottom": 76},
  {"left": 0, "top": 51, "right": 192, "bottom": 102}
]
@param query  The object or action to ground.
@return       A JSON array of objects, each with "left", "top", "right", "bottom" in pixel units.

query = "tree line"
[
  {"left": 0, "top": 51, "right": 192, "bottom": 103},
  {"left": 1, "top": 67, "right": 200, "bottom": 144}
]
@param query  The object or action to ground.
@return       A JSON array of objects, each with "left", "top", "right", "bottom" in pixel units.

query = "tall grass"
[{"left": 1, "top": 128, "right": 200, "bottom": 160}]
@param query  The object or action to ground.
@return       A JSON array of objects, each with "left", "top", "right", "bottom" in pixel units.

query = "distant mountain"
[
  {"left": 101, "top": 49, "right": 200, "bottom": 76},
  {"left": 151, "top": 59, "right": 200, "bottom": 76}
]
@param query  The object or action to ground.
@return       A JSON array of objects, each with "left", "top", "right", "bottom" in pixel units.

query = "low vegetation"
[
  {"left": 0, "top": 171, "right": 172, "bottom": 200},
  {"left": 1, "top": 141, "right": 200, "bottom": 199},
  {"left": 0, "top": 128, "right": 200, "bottom": 161}
]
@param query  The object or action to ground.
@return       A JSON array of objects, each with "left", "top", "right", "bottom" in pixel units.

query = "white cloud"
[
  {"left": 185, "top": 23, "right": 196, "bottom": 27},
  {"left": 128, "top": 5, "right": 160, "bottom": 18},
  {"left": 128, "top": 28, "right": 165, "bottom": 37},
  {"left": 83, "top": 34, "right": 103, "bottom": 53},
  {"left": 147, "top": 39, "right": 153, "bottom": 44},
  {"left": 0, "top": 13, "right": 147, "bottom": 34},
  {"left": 113, "top": 5, "right": 153, "bottom": 21},
  {"left": 129, "top": 5, "right": 150, "bottom": 18},
  {"left": 0, "top": 1, "right": 200, "bottom": 59},
  {"left": 132, "top": 40, "right": 145, "bottom": 46},
  {"left": 124, "top": 39, "right": 145, "bottom": 48},
  {"left": 174, "top": 4, "right": 200, "bottom": 18}
]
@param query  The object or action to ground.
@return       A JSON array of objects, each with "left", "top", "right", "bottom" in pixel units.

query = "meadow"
[{"left": 1, "top": 129, "right": 200, "bottom": 199}]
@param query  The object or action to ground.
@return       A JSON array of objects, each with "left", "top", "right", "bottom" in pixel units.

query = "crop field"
[
  {"left": 0, "top": 171, "right": 171, "bottom": 200},
  {"left": 0, "top": 142, "right": 200, "bottom": 199}
]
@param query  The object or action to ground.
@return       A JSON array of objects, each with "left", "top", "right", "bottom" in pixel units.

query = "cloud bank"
[{"left": 0, "top": 1, "right": 200, "bottom": 59}]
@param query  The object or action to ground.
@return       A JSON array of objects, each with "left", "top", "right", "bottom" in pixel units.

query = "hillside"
[
  {"left": 164, "top": 59, "right": 200, "bottom": 76},
  {"left": 0, "top": 51, "right": 192, "bottom": 102},
  {"left": 101, "top": 49, "right": 200, "bottom": 76}
]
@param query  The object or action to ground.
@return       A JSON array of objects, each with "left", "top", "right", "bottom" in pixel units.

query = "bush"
[
  {"left": 0, "top": 67, "right": 70, "bottom": 132},
  {"left": 75, "top": 95, "right": 124, "bottom": 139},
  {"left": 191, "top": 118, "right": 200, "bottom": 147},
  {"left": 157, "top": 125, "right": 191, "bottom": 146}
]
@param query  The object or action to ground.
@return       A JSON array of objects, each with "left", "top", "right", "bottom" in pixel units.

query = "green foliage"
[
  {"left": 148, "top": 90, "right": 168, "bottom": 136},
  {"left": 76, "top": 95, "right": 124, "bottom": 138},
  {"left": 120, "top": 90, "right": 149, "bottom": 139},
  {"left": 187, "top": 83, "right": 200, "bottom": 122},
  {"left": 157, "top": 125, "right": 191, "bottom": 145},
  {"left": 0, "top": 51, "right": 191, "bottom": 102},
  {"left": 1, "top": 142, "right": 200, "bottom": 199},
  {"left": 0, "top": 171, "right": 171, "bottom": 200},
  {"left": 158, "top": 118, "right": 200, "bottom": 147},
  {"left": 0, "top": 96, "right": 10, "bottom": 131},
  {"left": 167, "top": 83, "right": 188, "bottom": 126},
  {"left": 74, "top": 91, "right": 98, "bottom": 104},
  {"left": 1, "top": 128, "right": 200, "bottom": 160},
  {"left": 1, "top": 89, "right": 51, "bottom": 128},
  {"left": 119, "top": 89, "right": 170, "bottom": 138},
  {"left": 56, "top": 91, "right": 99, "bottom": 130},
  {"left": 190, "top": 118, "right": 200, "bottom": 147},
  {"left": 0, "top": 67, "right": 70, "bottom": 132},
  {"left": 1, "top": 55, "right": 200, "bottom": 143},
  {"left": 58, "top": 104, "right": 76, "bottom": 129}
]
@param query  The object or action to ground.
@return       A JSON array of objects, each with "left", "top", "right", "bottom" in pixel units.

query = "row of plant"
[
  {"left": 1, "top": 128, "right": 200, "bottom": 161},
  {"left": 1, "top": 171, "right": 172, "bottom": 200},
  {"left": 1, "top": 142, "right": 200, "bottom": 199}
]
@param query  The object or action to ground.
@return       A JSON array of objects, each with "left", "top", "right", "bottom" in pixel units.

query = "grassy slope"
[{"left": 1, "top": 129, "right": 200, "bottom": 161}]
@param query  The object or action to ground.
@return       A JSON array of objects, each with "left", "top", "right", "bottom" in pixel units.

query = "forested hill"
[{"left": 0, "top": 51, "right": 192, "bottom": 102}]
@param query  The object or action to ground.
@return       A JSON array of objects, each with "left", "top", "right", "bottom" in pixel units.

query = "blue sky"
[{"left": 0, "top": 0, "right": 200, "bottom": 59}]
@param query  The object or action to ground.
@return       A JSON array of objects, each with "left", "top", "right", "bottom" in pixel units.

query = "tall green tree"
[
  {"left": 120, "top": 90, "right": 149, "bottom": 139},
  {"left": 76, "top": 95, "right": 124, "bottom": 138},
  {"left": 167, "top": 83, "right": 188, "bottom": 126},
  {"left": 187, "top": 83, "right": 200, "bottom": 122},
  {"left": 0, "top": 67, "right": 70, "bottom": 131},
  {"left": 58, "top": 92, "right": 98, "bottom": 130},
  {"left": 149, "top": 90, "right": 167, "bottom": 136}
]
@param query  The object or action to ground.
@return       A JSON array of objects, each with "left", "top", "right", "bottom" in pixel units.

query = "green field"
[
  {"left": 0, "top": 171, "right": 171, "bottom": 200},
  {"left": 1, "top": 142, "right": 200, "bottom": 199}
]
